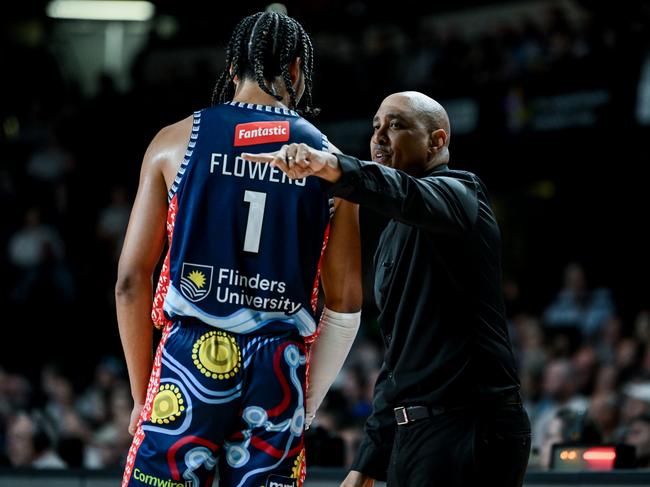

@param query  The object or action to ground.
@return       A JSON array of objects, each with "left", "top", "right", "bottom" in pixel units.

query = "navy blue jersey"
[{"left": 155, "top": 102, "right": 332, "bottom": 337}]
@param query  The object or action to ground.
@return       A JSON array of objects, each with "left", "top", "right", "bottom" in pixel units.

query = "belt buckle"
[{"left": 395, "top": 406, "right": 409, "bottom": 425}]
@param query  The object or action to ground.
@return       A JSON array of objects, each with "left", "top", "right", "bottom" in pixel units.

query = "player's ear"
[
  {"left": 289, "top": 57, "right": 302, "bottom": 85},
  {"left": 229, "top": 64, "right": 240, "bottom": 83}
]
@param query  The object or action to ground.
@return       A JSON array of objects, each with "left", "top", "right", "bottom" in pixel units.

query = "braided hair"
[{"left": 211, "top": 12, "right": 318, "bottom": 115}]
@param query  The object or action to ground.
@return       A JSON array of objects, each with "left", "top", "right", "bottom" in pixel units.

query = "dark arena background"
[{"left": 1, "top": 0, "right": 650, "bottom": 485}]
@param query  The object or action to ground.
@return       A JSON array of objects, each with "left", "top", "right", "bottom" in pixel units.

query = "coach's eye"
[{"left": 390, "top": 121, "right": 401, "bottom": 129}]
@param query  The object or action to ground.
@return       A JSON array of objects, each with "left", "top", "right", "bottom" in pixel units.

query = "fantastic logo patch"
[{"left": 234, "top": 121, "right": 290, "bottom": 147}]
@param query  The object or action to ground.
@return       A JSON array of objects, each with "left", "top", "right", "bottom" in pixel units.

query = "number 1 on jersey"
[{"left": 243, "top": 190, "right": 267, "bottom": 253}]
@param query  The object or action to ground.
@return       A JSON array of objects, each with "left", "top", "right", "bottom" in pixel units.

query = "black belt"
[{"left": 394, "top": 391, "right": 522, "bottom": 426}]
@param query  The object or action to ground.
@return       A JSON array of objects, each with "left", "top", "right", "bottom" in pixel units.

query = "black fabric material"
[
  {"left": 328, "top": 154, "right": 525, "bottom": 481},
  {"left": 387, "top": 404, "right": 531, "bottom": 487}
]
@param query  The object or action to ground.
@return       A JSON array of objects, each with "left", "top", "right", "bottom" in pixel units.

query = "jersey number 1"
[{"left": 243, "top": 190, "right": 266, "bottom": 253}]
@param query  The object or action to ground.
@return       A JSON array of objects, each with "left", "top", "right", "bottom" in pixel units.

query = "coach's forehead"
[{"left": 378, "top": 92, "right": 450, "bottom": 133}]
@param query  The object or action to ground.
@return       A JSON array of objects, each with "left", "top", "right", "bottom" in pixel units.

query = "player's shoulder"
[
  {"left": 293, "top": 115, "right": 322, "bottom": 134},
  {"left": 143, "top": 113, "right": 196, "bottom": 171},
  {"left": 154, "top": 114, "right": 195, "bottom": 145},
  {"left": 292, "top": 115, "right": 328, "bottom": 151}
]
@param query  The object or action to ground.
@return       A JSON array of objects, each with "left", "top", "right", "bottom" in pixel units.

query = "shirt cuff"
[
  {"left": 325, "top": 154, "right": 363, "bottom": 198},
  {"left": 350, "top": 434, "right": 391, "bottom": 482}
]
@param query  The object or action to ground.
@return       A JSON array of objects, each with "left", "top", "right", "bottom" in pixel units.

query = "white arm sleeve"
[{"left": 305, "top": 307, "right": 361, "bottom": 428}]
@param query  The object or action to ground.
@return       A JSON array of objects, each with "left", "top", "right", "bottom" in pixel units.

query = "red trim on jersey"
[
  {"left": 121, "top": 321, "right": 173, "bottom": 487},
  {"left": 303, "top": 221, "right": 330, "bottom": 394},
  {"left": 152, "top": 195, "right": 178, "bottom": 329},
  {"left": 309, "top": 222, "right": 330, "bottom": 324}
]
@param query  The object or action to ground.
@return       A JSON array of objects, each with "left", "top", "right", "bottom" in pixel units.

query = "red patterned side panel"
[
  {"left": 121, "top": 321, "right": 173, "bottom": 487},
  {"left": 151, "top": 195, "right": 178, "bottom": 329}
]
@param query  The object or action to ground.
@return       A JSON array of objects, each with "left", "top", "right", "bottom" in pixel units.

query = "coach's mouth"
[{"left": 372, "top": 146, "right": 393, "bottom": 165}]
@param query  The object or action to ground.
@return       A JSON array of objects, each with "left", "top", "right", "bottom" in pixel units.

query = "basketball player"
[{"left": 116, "top": 12, "right": 362, "bottom": 487}]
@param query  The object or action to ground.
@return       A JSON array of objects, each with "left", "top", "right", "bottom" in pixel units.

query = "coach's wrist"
[{"left": 319, "top": 153, "right": 342, "bottom": 183}]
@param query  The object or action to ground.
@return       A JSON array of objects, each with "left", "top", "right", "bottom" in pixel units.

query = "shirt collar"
[{"left": 425, "top": 163, "right": 449, "bottom": 176}]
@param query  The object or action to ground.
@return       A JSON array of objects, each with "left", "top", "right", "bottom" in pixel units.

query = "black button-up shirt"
[{"left": 328, "top": 154, "right": 521, "bottom": 481}]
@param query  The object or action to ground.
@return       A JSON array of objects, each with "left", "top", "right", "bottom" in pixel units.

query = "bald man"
[{"left": 243, "top": 92, "right": 530, "bottom": 487}]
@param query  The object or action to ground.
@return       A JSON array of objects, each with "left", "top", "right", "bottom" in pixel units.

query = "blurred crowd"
[
  {"left": 1, "top": 0, "right": 650, "bottom": 474},
  {"left": 1, "top": 261, "right": 650, "bottom": 470}
]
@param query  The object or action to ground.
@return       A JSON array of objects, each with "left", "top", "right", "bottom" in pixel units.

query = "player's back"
[{"left": 153, "top": 102, "right": 332, "bottom": 337}]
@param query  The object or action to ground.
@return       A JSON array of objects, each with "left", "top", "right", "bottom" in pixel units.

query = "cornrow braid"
[
  {"left": 298, "top": 28, "right": 319, "bottom": 116},
  {"left": 250, "top": 12, "right": 282, "bottom": 102},
  {"left": 211, "top": 11, "right": 319, "bottom": 115},
  {"left": 211, "top": 13, "right": 262, "bottom": 105},
  {"left": 278, "top": 16, "right": 299, "bottom": 110}
]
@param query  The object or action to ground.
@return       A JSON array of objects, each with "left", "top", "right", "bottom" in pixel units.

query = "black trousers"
[{"left": 387, "top": 403, "right": 531, "bottom": 487}]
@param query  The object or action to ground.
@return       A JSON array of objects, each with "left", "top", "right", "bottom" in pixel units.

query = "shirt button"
[
  {"left": 385, "top": 333, "right": 392, "bottom": 344},
  {"left": 388, "top": 372, "right": 393, "bottom": 380}
]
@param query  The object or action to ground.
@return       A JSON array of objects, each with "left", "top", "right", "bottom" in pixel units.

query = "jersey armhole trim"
[
  {"left": 321, "top": 134, "right": 335, "bottom": 217},
  {"left": 167, "top": 110, "right": 202, "bottom": 202}
]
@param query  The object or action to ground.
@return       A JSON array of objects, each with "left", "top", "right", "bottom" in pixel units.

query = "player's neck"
[
  {"left": 232, "top": 79, "right": 290, "bottom": 109},
  {"left": 233, "top": 80, "right": 288, "bottom": 108}
]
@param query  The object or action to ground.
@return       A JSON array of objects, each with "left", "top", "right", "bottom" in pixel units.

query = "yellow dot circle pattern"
[
  {"left": 151, "top": 384, "right": 185, "bottom": 424},
  {"left": 192, "top": 330, "right": 241, "bottom": 379}
]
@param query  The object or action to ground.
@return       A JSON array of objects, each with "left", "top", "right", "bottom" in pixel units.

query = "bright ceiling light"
[{"left": 46, "top": 0, "right": 155, "bottom": 21}]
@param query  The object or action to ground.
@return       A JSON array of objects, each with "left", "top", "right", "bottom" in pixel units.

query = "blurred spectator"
[
  {"left": 7, "top": 207, "right": 74, "bottom": 303},
  {"left": 625, "top": 413, "right": 650, "bottom": 468},
  {"left": 595, "top": 316, "right": 623, "bottom": 364},
  {"left": 573, "top": 344, "right": 598, "bottom": 396},
  {"left": 77, "top": 356, "right": 127, "bottom": 429},
  {"left": 89, "top": 384, "right": 133, "bottom": 468},
  {"left": 588, "top": 392, "right": 621, "bottom": 442},
  {"left": 537, "top": 407, "right": 601, "bottom": 469},
  {"left": 543, "top": 262, "right": 615, "bottom": 339},
  {"left": 621, "top": 382, "right": 650, "bottom": 425},
  {"left": 5, "top": 411, "right": 66, "bottom": 468},
  {"left": 96, "top": 185, "right": 131, "bottom": 262},
  {"left": 593, "top": 362, "right": 621, "bottom": 396},
  {"left": 531, "top": 359, "right": 589, "bottom": 458},
  {"left": 25, "top": 126, "right": 74, "bottom": 213},
  {"left": 616, "top": 338, "right": 645, "bottom": 384}
]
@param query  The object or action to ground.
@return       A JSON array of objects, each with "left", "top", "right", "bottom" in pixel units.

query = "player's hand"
[
  {"left": 241, "top": 143, "right": 341, "bottom": 183},
  {"left": 128, "top": 403, "right": 144, "bottom": 436},
  {"left": 304, "top": 404, "right": 316, "bottom": 430},
  {"left": 340, "top": 470, "right": 375, "bottom": 487}
]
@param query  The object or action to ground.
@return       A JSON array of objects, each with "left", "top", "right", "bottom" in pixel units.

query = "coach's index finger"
[{"left": 240, "top": 151, "right": 278, "bottom": 163}]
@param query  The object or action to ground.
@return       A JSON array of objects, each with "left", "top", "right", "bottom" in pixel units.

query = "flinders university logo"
[{"left": 180, "top": 263, "right": 212, "bottom": 302}]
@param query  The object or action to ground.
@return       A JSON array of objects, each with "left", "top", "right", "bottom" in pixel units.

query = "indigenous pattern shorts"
[{"left": 122, "top": 319, "right": 307, "bottom": 487}]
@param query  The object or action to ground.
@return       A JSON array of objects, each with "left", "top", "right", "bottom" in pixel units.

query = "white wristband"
[{"left": 305, "top": 307, "right": 361, "bottom": 428}]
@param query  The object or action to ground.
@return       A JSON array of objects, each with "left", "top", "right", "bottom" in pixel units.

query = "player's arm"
[
  {"left": 305, "top": 197, "right": 362, "bottom": 427},
  {"left": 115, "top": 124, "right": 183, "bottom": 433}
]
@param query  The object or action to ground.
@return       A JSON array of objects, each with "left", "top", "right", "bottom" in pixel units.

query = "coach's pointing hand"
[{"left": 242, "top": 143, "right": 342, "bottom": 183}]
